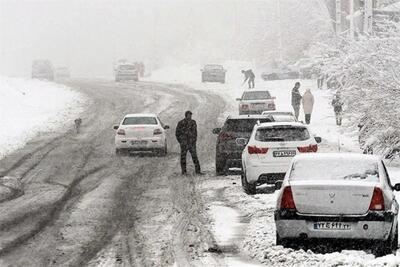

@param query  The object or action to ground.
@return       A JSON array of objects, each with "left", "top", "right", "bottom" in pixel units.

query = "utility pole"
[
  {"left": 349, "top": 0, "right": 355, "bottom": 39},
  {"left": 335, "top": 0, "right": 342, "bottom": 34}
]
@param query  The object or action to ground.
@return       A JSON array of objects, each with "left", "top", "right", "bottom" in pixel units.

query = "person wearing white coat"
[{"left": 302, "top": 89, "right": 314, "bottom": 124}]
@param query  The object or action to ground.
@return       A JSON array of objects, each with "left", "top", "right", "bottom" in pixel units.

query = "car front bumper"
[
  {"left": 245, "top": 161, "right": 291, "bottom": 183},
  {"left": 275, "top": 210, "right": 395, "bottom": 240}
]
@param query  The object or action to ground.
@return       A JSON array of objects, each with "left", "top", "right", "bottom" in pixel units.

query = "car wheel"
[
  {"left": 215, "top": 155, "right": 227, "bottom": 175},
  {"left": 374, "top": 224, "right": 397, "bottom": 256},
  {"left": 241, "top": 172, "right": 256, "bottom": 195}
]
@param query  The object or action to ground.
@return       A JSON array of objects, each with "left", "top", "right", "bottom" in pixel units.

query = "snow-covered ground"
[
  {"left": 0, "top": 77, "right": 86, "bottom": 159},
  {"left": 148, "top": 63, "right": 400, "bottom": 266}
]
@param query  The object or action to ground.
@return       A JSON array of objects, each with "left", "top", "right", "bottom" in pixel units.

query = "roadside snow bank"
[{"left": 0, "top": 77, "right": 86, "bottom": 159}]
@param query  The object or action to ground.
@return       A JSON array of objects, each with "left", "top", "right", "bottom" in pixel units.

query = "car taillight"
[
  {"left": 218, "top": 132, "right": 234, "bottom": 141},
  {"left": 369, "top": 187, "right": 385, "bottom": 211},
  {"left": 241, "top": 104, "right": 249, "bottom": 109},
  {"left": 297, "top": 144, "right": 318, "bottom": 153},
  {"left": 153, "top": 128, "right": 163, "bottom": 135},
  {"left": 281, "top": 186, "right": 296, "bottom": 210},
  {"left": 248, "top": 146, "right": 268, "bottom": 154},
  {"left": 117, "top": 129, "right": 125, "bottom": 135}
]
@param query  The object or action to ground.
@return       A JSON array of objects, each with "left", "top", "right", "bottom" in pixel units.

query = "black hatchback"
[{"left": 212, "top": 115, "right": 272, "bottom": 175}]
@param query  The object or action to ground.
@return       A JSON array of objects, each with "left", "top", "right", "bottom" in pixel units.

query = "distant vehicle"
[
  {"left": 275, "top": 153, "right": 399, "bottom": 256},
  {"left": 262, "top": 110, "right": 297, "bottom": 122},
  {"left": 201, "top": 64, "right": 226, "bottom": 83},
  {"left": 114, "top": 113, "right": 169, "bottom": 155},
  {"left": 55, "top": 67, "right": 71, "bottom": 81},
  {"left": 31, "top": 60, "right": 54, "bottom": 81},
  {"left": 292, "top": 58, "right": 315, "bottom": 79},
  {"left": 115, "top": 63, "right": 139, "bottom": 82},
  {"left": 212, "top": 115, "right": 273, "bottom": 175},
  {"left": 238, "top": 122, "right": 321, "bottom": 194},
  {"left": 237, "top": 90, "right": 276, "bottom": 115},
  {"left": 261, "top": 66, "right": 299, "bottom": 81}
]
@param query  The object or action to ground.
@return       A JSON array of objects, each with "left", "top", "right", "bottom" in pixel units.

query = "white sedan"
[
  {"left": 275, "top": 153, "right": 400, "bottom": 256},
  {"left": 239, "top": 122, "right": 321, "bottom": 194},
  {"left": 114, "top": 113, "right": 169, "bottom": 155}
]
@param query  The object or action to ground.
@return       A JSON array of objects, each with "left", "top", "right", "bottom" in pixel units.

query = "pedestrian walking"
[
  {"left": 331, "top": 93, "right": 344, "bottom": 126},
  {"left": 241, "top": 69, "right": 255, "bottom": 89},
  {"left": 291, "top": 82, "right": 302, "bottom": 120},
  {"left": 302, "top": 89, "right": 314, "bottom": 124},
  {"left": 74, "top": 118, "right": 82, "bottom": 133},
  {"left": 175, "top": 111, "right": 202, "bottom": 175},
  {"left": 317, "top": 74, "right": 325, "bottom": 89}
]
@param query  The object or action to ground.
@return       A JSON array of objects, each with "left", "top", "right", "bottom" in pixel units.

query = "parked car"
[
  {"left": 201, "top": 64, "right": 226, "bottom": 83},
  {"left": 237, "top": 90, "right": 276, "bottom": 115},
  {"left": 115, "top": 63, "right": 139, "bottom": 82},
  {"left": 212, "top": 115, "right": 273, "bottom": 175},
  {"left": 261, "top": 66, "right": 299, "bottom": 81},
  {"left": 262, "top": 110, "right": 297, "bottom": 122},
  {"left": 31, "top": 60, "right": 54, "bottom": 81},
  {"left": 238, "top": 122, "right": 321, "bottom": 194},
  {"left": 275, "top": 153, "right": 399, "bottom": 256},
  {"left": 114, "top": 113, "right": 169, "bottom": 155}
]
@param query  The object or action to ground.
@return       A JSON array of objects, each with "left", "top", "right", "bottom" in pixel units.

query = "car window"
[
  {"left": 223, "top": 118, "right": 271, "bottom": 132},
  {"left": 204, "top": 65, "right": 223, "bottom": 70},
  {"left": 290, "top": 159, "right": 379, "bottom": 182},
  {"left": 242, "top": 91, "right": 271, "bottom": 100},
  {"left": 122, "top": 117, "right": 158, "bottom": 125},
  {"left": 255, "top": 126, "right": 309, "bottom": 142}
]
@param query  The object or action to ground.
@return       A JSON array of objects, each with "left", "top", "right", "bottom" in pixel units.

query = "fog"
[{"left": 0, "top": 0, "right": 332, "bottom": 78}]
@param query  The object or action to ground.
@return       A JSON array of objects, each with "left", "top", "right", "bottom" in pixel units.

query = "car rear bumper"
[
  {"left": 245, "top": 161, "right": 291, "bottom": 183},
  {"left": 275, "top": 210, "right": 395, "bottom": 240},
  {"left": 115, "top": 137, "right": 165, "bottom": 150}
]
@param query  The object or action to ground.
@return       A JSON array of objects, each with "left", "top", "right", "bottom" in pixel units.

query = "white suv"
[
  {"left": 114, "top": 113, "right": 169, "bottom": 155},
  {"left": 239, "top": 122, "right": 321, "bottom": 194}
]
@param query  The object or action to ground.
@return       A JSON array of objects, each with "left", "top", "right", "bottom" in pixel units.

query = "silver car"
[
  {"left": 275, "top": 153, "right": 400, "bottom": 255},
  {"left": 237, "top": 90, "right": 276, "bottom": 115}
]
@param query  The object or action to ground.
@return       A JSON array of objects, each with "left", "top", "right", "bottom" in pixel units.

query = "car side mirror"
[
  {"left": 163, "top": 125, "right": 170, "bottom": 130},
  {"left": 212, "top": 128, "right": 221, "bottom": 134},
  {"left": 113, "top": 125, "right": 119, "bottom": 130},
  {"left": 235, "top": 138, "right": 248, "bottom": 146},
  {"left": 393, "top": 183, "right": 400, "bottom": 191},
  {"left": 314, "top": 137, "right": 322, "bottom": 143}
]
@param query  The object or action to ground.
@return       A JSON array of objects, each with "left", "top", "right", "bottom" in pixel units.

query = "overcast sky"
[{"left": 0, "top": 0, "right": 331, "bottom": 78}]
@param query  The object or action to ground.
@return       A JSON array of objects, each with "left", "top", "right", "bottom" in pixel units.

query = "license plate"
[
  {"left": 313, "top": 222, "right": 351, "bottom": 230},
  {"left": 131, "top": 140, "right": 147, "bottom": 146},
  {"left": 273, "top": 150, "right": 296, "bottom": 157}
]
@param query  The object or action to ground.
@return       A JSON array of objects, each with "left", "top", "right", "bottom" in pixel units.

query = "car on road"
[
  {"left": 262, "top": 110, "right": 297, "bottom": 122},
  {"left": 237, "top": 90, "right": 276, "bottom": 115},
  {"left": 115, "top": 63, "right": 139, "bottom": 82},
  {"left": 261, "top": 66, "right": 299, "bottom": 81},
  {"left": 201, "top": 64, "right": 226, "bottom": 83},
  {"left": 275, "top": 153, "right": 400, "bottom": 256},
  {"left": 238, "top": 122, "right": 321, "bottom": 194},
  {"left": 212, "top": 115, "right": 273, "bottom": 175},
  {"left": 31, "top": 60, "right": 54, "bottom": 81},
  {"left": 114, "top": 113, "right": 169, "bottom": 155}
]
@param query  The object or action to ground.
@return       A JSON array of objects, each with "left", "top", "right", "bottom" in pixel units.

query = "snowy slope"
[{"left": 0, "top": 77, "right": 86, "bottom": 159}]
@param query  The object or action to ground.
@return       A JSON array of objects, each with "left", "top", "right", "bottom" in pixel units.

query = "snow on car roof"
[
  {"left": 256, "top": 121, "right": 305, "bottom": 128},
  {"left": 227, "top": 114, "right": 269, "bottom": 120},
  {"left": 293, "top": 153, "right": 381, "bottom": 162},
  {"left": 124, "top": 113, "right": 157, "bottom": 118},
  {"left": 262, "top": 110, "right": 293, "bottom": 115}
]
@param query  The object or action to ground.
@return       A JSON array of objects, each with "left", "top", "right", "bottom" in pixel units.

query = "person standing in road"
[
  {"left": 175, "top": 111, "right": 202, "bottom": 175},
  {"left": 241, "top": 69, "right": 255, "bottom": 89},
  {"left": 332, "top": 93, "right": 344, "bottom": 126},
  {"left": 291, "top": 82, "right": 302, "bottom": 120},
  {"left": 302, "top": 89, "right": 314, "bottom": 124}
]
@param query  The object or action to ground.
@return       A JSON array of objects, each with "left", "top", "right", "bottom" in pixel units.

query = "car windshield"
[
  {"left": 255, "top": 126, "right": 309, "bottom": 142},
  {"left": 290, "top": 158, "right": 379, "bottom": 182},
  {"left": 242, "top": 91, "right": 271, "bottom": 100},
  {"left": 122, "top": 117, "right": 157, "bottom": 125},
  {"left": 224, "top": 118, "right": 271, "bottom": 132},
  {"left": 204, "top": 65, "right": 223, "bottom": 70}
]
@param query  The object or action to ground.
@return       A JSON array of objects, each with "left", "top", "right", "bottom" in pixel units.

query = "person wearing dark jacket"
[
  {"left": 242, "top": 69, "right": 255, "bottom": 89},
  {"left": 175, "top": 111, "right": 201, "bottom": 175},
  {"left": 291, "top": 82, "right": 302, "bottom": 120},
  {"left": 332, "top": 93, "right": 344, "bottom": 126}
]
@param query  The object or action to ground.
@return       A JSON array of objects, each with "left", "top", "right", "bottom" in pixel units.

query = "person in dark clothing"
[
  {"left": 241, "top": 69, "right": 255, "bottom": 89},
  {"left": 291, "top": 82, "right": 302, "bottom": 120},
  {"left": 331, "top": 93, "right": 344, "bottom": 126},
  {"left": 175, "top": 111, "right": 202, "bottom": 175}
]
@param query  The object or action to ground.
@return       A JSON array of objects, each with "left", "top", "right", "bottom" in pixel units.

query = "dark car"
[
  {"left": 201, "top": 64, "right": 226, "bottom": 83},
  {"left": 261, "top": 66, "right": 299, "bottom": 81},
  {"left": 212, "top": 115, "right": 272, "bottom": 175}
]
